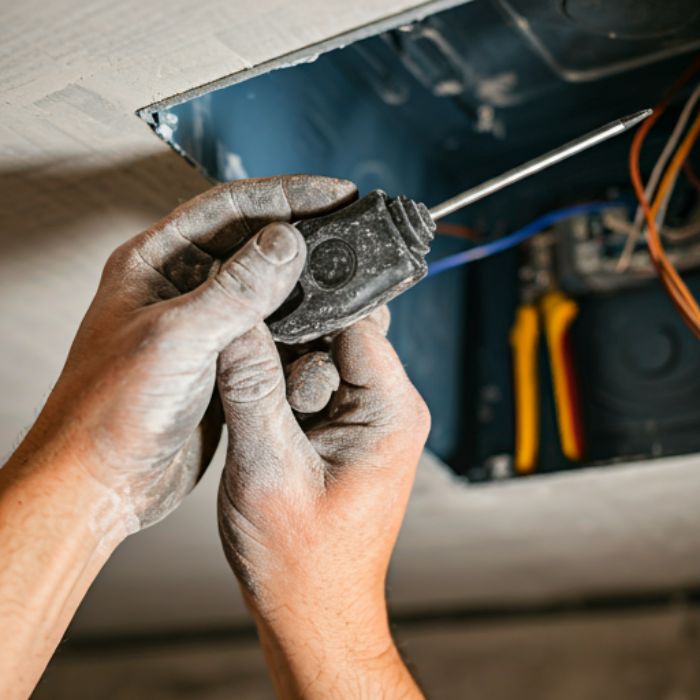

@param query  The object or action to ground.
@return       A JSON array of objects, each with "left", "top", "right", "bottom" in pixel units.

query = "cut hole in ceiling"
[{"left": 137, "top": 0, "right": 700, "bottom": 478}]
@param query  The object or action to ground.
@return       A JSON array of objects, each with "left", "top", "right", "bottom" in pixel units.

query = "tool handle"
[
  {"left": 510, "top": 304, "right": 540, "bottom": 474},
  {"left": 267, "top": 190, "right": 434, "bottom": 344},
  {"left": 540, "top": 291, "right": 584, "bottom": 462}
]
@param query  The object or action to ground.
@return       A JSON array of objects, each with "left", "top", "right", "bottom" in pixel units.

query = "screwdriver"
[{"left": 267, "top": 109, "right": 652, "bottom": 344}]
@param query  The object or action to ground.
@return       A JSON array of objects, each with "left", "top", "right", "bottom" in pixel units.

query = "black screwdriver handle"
[{"left": 266, "top": 189, "right": 435, "bottom": 344}]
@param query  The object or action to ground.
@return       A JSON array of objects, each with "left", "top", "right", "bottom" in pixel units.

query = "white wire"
[
  {"left": 604, "top": 208, "right": 700, "bottom": 245},
  {"left": 652, "top": 164, "right": 681, "bottom": 241},
  {"left": 662, "top": 192, "right": 700, "bottom": 240},
  {"left": 664, "top": 217, "right": 700, "bottom": 241},
  {"left": 617, "top": 80, "right": 700, "bottom": 271}
]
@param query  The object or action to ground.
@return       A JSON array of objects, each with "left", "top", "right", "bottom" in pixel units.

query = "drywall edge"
[{"left": 137, "top": 0, "right": 471, "bottom": 122}]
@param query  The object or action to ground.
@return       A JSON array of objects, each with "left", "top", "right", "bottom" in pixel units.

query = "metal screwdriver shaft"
[
  {"left": 269, "top": 109, "right": 652, "bottom": 342},
  {"left": 428, "top": 109, "right": 652, "bottom": 221}
]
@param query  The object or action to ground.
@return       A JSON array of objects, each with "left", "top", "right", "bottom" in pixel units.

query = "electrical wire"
[
  {"left": 664, "top": 217, "right": 700, "bottom": 242},
  {"left": 427, "top": 201, "right": 625, "bottom": 278},
  {"left": 629, "top": 62, "right": 700, "bottom": 339},
  {"left": 652, "top": 166, "right": 681, "bottom": 238},
  {"left": 436, "top": 222, "right": 478, "bottom": 240},
  {"left": 604, "top": 208, "right": 700, "bottom": 243},
  {"left": 617, "top": 79, "right": 700, "bottom": 271},
  {"left": 653, "top": 135, "right": 700, "bottom": 245},
  {"left": 652, "top": 113, "right": 700, "bottom": 222},
  {"left": 684, "top": 159, "right": 700, "bottom": 192},
  {"left": 628, "top": 56, "right": 700, "bottom": 335},
  {"left": 429, "top": 57, "right": 700, "bottom": 335},
  {"left": 648, "top": 114, "right": 700, "bottom": 321}
]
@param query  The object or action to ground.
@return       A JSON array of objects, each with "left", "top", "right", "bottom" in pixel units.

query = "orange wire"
[
  {"left": 436, "top": 222, "right": 478, "bottom": 240},
  {"left": 650, "top": 112, "right": 700, "bottom": 316},
  {"left": 630, "top": 128, "right": 697, "bottom": 333},
  {"left": 652, "top": 113, "right": 700, "bottom": 219},
  {"left": 629, "top": 55, "right": 700, "bottom": 339}
]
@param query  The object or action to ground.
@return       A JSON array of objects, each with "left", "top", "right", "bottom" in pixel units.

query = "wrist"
[
  {"left": 252, "top": 592, "right": 394, "bottom": 658},
  {"left": 247, "top": 565, "right": 387, "bottom": 638},
  {"left": 245, "top": 585, "right": 413, "bottom": 697},
  {"left": 4, "top": 429, "right": 134, "bottom": 550},
  {"left": 0, "top": 437, "right": 128, "bottom": 698},
  {"left": 253, "top": 603, "right": 407, "bottom": 699}
]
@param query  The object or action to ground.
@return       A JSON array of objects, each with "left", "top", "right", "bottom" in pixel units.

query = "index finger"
[
  {"left": 150, "top": 174, "right": 358, "bottom": 256},
  {"left": 331, "top": 317, "right": 404, "bottom": 394}
]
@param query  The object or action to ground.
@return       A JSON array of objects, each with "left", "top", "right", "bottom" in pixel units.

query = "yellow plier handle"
[
  {"left": 540, "top": 290, "right": 584, "bottom": 462},
  {"left": 510, "top": 292, "right": 584, "bottom": 474},
  {"left": 510, "top": 304, "right": 540, "bottom": 474}
]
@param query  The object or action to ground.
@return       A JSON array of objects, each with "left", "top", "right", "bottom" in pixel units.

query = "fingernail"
[{"left": 255, "top": 223, "right": 299, "bottom": 265}]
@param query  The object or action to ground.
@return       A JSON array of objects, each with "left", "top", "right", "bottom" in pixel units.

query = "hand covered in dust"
[
  {"left": 217, "top": 309, "right": 430, "bottom": 697},
  {"left": 17, "top": 175, "right": 356, "bottom": 535}
]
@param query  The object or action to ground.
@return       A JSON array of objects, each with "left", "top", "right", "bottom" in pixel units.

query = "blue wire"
[{"left": 427, "top": 201, "right": 628, "bottom": 278}]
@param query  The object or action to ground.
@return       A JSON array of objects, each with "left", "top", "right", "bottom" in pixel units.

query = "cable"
[
  {"left": 604, "top": 207, "right": 700, "bottom": 243},
  {"left": 617, "top": 79, "right": 700, "bottom": 271},
  {"left": 652, "top": 113, "right": 700, "bottom": 222},
  {"left": 628, "top": 56, "right": 700, "bottom": 336},
  {"left": 436, "top": 222, "right": 478, "bottom": 240},
  {"left": 649, "top": 113, "right": 700, "bottom": 320},
  {"left": 427, "top": 201, "right": 625, "bottom": 278},
  {"left": 664, "top": 217, "right": 700, "bottom": 242},
  {"left": 684, "top": 159, "right": 700, "bottom": 192},
  {"left": 629, "top": 68, "right": 700, "bottom": 339},
  {"left": 652, "top": 166, "right": 681, "bottom": 239}
]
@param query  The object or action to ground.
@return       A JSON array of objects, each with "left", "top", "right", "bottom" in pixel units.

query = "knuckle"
[
  {"left": 219, "top": 252, "right": 276, "bottom": 303},
  {"left": 221, "top": 259, "right": 259, "bottom": 299},
  {"left": 412, "top": 392, "right": 432, "bottom": 437},
  {"left": 218, "top": 254, "right": 295, "bottom": 317},
  {"left": 103, "top": 242, "right": 130, "bottom": 276},
  {"left": 104, "top": 232, "right": 154, "bottom": 279},
  {"left": 396, "top": 384, "right": 431, "bottom": 438},
  {"left": 219, "top": 353, "right": 282, "bottom": 403},
  {"left": 213, "top": 267, "right": 264, "bottom": 322}
]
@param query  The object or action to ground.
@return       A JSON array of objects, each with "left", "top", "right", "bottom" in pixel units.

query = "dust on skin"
[
  {"left": 216, "top": 311, "right": 430, "bottom": 602},
  {"left": 285, "top": 352, "right": 340, "bottom": 414},
  {"left": 16, "top": 175, "right": 357, "bottom": 536},
  {"left": 284, "top": 304, "right": 391, "bottom": 415}
]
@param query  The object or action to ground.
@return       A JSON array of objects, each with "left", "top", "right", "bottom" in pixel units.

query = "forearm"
[
  {"left": 248, "top": 591, "right": 423, "bottom": 700},
  {"left": 0, "top": 440, "right": 126, "bottom": 699}
]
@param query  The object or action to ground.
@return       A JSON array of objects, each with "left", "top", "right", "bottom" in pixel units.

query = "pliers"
[{"left": 509, "top": 238, "right": 584, "bottom": 474}]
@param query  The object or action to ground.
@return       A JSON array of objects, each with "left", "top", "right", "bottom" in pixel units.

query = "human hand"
[
  {"left": 16, "top": 175, "right": 356, "bottom": 535},
  {"left": 217, "top": 310, "right": 430, "bottom": 697}
]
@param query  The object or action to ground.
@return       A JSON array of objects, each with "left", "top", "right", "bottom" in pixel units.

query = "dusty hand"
[
  {"left": 20, "top": 175, "right": 356, "bottom": 534},
  {"left": 217, "top": 309, "right": 430, "bottom": 653}
]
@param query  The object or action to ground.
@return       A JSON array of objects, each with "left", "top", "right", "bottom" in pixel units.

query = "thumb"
[{"left": 170, "top": 221, "right": 306, "bottom": 352}]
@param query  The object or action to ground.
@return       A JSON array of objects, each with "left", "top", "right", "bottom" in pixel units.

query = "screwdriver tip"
[{"left": 621, "top": 109, "right": 653, "bottom": 130}]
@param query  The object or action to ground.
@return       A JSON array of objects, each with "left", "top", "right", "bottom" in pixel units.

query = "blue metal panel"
[{"left": 155, "top": 1, "right": 697, "bottom": 471}]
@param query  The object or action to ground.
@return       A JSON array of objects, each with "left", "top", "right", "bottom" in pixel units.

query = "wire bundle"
[
  {"left": 427, "top": 201, "right": 625, "bottom": 277},
  {"left": 618, "top": 81, "right": 700, "bottom": 267},
  {"left": 429, "top": 55, "right": 700, "bottom": 341},
  {"left": 628, "top": 55, "right": 700, "bottom": 340}
]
